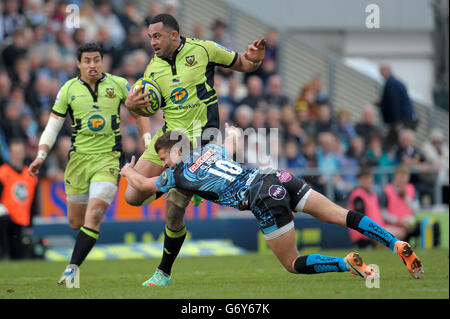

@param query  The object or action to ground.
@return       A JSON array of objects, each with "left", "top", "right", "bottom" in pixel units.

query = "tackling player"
[
  {"left": 120, "top": 125, "right": 424, "bottom": 284},
  {"left": 28, "top": 42, "right": 152, "bottom": 285},
  {"left": 124, "top": 13, "right": 266, "bottom": 286}
]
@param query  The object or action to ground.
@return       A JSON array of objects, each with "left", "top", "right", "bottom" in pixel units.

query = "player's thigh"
[
  {"left": 266, "top": 227, "right": 299, "bottom": 273},
  {"left": 302, "top": 189, "right": 348, "bottom": 226}
]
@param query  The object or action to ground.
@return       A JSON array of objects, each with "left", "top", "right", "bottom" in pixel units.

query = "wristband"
[
  {"left": 142, "top": 133, "right": 152, "bottom": 149},
  {"left": 250, "top": 60, "right": 262, "bottom": 68},
  {"left": 37, "top": 150, "right": 47, "bottom": 160}
]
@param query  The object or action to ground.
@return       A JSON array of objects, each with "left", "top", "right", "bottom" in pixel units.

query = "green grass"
[{"left": 0, "top": 249, "right": 448, "bottom": 299}]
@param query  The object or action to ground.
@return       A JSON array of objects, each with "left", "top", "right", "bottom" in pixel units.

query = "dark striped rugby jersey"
[{"left": 156, "top": 143, "right": 260, "bottom": 208}]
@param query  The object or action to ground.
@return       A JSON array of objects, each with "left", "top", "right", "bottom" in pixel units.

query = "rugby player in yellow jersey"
[
  {"left": 124, "top": 13, "right": 266, "bottom": 286},
  {"left": 28, "top": 43, "right": 152, "bottom": 286}
]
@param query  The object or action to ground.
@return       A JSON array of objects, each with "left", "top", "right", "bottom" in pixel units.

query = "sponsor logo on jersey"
[
  {"left": 13, "top": 183, "right": 28, "bottom": 202},
  {"left": 185, "top": 55, "right": 197, "bottom": 66},
  {"left": 278, "top": 171, "right": 292, "bottom": 183},
  {"left": 87, "top": 114, "right": 106, "bottom": 132},
  {"left": 105, "top": 88, "right": 116, "bottom": 98},
  {"left": 170, "top": 87, "right": 189, "bottom": 105},
  {"left": 268, "top": 185, "right": 286, "bottom": 200},
  {"left": 189, "top": 149, "right": 215, "bottom": 173}
]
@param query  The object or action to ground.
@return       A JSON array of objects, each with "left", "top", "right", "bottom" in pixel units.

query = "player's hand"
[
  {"left": 28, "top": 157, "right": 44, "bottom": 177},
  {"left": 120, "top": 156, "right": 136, "bottom": 177},
  {"left": 125, "top": 85, "right": 152, "bottom": 111},
  {"left": 244, "top": 37, "right": 266, "bottom": 63},
  {"left": 225, "top": 122, "right": 241, "bottom": 138}
]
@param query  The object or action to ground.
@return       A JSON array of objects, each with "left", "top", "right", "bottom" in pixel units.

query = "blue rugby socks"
[
  {"left": 294, "top": 254, "right": 348, "bottom": 274},
  {"left": 346, "top": 210, "right": 399, "bottom": 251}
]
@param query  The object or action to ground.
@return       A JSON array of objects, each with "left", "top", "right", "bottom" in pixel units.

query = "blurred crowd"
[{"left": 0, "top": 0, "right": 448, "bottom": 210}]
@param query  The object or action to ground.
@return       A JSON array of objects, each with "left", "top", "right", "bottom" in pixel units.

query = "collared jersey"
[
  {"left": 143, "top": 37, "right": 238, "bottom": 139},
  {"left": 51, "top": 73, "right": 130, "bottom": 154}
]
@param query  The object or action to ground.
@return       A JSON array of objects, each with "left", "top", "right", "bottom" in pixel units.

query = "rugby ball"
[{"left": 131, "top": 77, "right": 162, "bottom": 117}]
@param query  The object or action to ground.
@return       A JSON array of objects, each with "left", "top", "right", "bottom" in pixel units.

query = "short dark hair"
[
  {"left": 150, "top": 13, "right": 179, "bottom": 33},
  {"left": 154, "top": 131, "right": 191, "bottom": 153},
  {"left": 76, "top": 42, "right": 103, "bottom": 61}
]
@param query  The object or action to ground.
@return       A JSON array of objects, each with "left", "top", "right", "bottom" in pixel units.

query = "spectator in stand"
[
  {"left": 395, "top": 129, "right": 434, "bottom": 205},
  {"left": 210, "top": 19, "right": 236, "bottom": 51},
  {"left": 1, "top": 102, "right": 28, "bottom": 143},
  {"left": 193, "top": 23, "right": 205, "bottom": 40},
  {"left": 314, "top": 103, "right": 338, "bottom": 136},
  {"left": 317, "top": 132, "right": 340, "bottom": 190},
  {"left": 233, "top": 104, "right": 254, "bottom": 131},
  {"left": 265, "top": 107, "right": 282, "bottom": 132},
  {"left": 251, "top": 107, "right": 266, "bottom": 130},
  {"left": 262, "top": 74, "right": 290, "bottom": 109},
  {"left": 336, "top": 108, "right": 356, "bottom": 149},
  {"left": 378, "top": 62, "right": 419, "bottom": 149},
  {"left": 259, "top": 28, "right": 279, "bottom": 84},
  {"left": 284, "top": 138, "right": 303, "bottom": 171},
  {"left": 240, "top": 75, "right": 265, "bottom": 110},
  {"left": 27, "top": 74, "right": 54, "bottom": 117},
  {"left": 1, "top": 28, "right": 28, "bottom": 75},
  {"left": 2, "top": 0, "right": 26, "bottom": 38},
  {"left": 144, "top": 2, "right": 162, "bottom": 27},
  {"left": 355, "top": 104, "right": 383, "bottom": 148},
  {"left": 25, "top": 0, "right": 47, "bottom": 28},
  {"left": 0, "top": 2, "right": 5, "bottom": 47},
  {"left": 0, "top": 70, "right": 11, "bottom": 119},
  {"left": 118, "top": 0, "right": 144, "bottom": 34},
  {"left": 294, "top": 101, "right": 316, "bottom": 139},
  {"left": 421, "top": 128, "right": 449, "bottom": 205},
  {"left": 94, "top": 0, "right": 126, "bottom": 49},
  {"left": 55, "top": 28, "right": 76, "bottom": 58},
  {"left": 294, "top": 83, "right": 317, "bottom": 119},
  {"left": 79, "top": 2, "right": 99, "bottom": 42},
  {"left": 346, "top": 136, "right": 369, "bottom": 168},
  {"left": 298, "top": 138, "right": 322, "bottom": 192},
  {"left": 310, "top": 75, "right": 328, "bottom": 106},
  {"left": 347, "top": 167, "right": 389, "bottom": 249},
  {"left": 379, "top": 165, "right": 422, "bottom": 244},
  {"left": 365, "top": 132, "right": 396, "bottom": 189}
]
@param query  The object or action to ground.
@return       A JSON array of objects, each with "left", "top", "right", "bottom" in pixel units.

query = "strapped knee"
[{"left": 167, "top": 188, "right": 192, "bottom": 209}]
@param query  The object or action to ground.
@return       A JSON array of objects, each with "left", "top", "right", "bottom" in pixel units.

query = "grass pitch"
[{"left": 0, "top": 248, "right": 448, "bottom": 299}]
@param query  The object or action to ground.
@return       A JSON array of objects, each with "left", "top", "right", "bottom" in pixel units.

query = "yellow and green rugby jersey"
[
  {"left": 51, "top": 73, "right": 130, "bottom": 154},
  {"left": 143, "top": 37, "right": 238, "bottom": 140}
]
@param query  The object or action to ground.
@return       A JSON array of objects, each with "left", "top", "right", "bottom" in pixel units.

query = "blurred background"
[{"left": 0, "top": 0, "right": 448, "bottom": 260}]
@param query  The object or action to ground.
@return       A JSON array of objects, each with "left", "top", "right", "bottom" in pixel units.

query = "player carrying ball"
[
  {"left": 124, "top": 13, "right": 267, "bottom": 286},
  {"left": 120, "top": 124, "right": 424, "bottom": 285}
]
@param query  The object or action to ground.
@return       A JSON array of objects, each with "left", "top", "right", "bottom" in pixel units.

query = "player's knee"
[
  {"left": 68, "top": 217, "right": 83, "bottom": 230},
  {"left": 166, "top": 188, "right": 191, "bottom": 209},
  {"left": 124, "top": 187, "right": 152, "bottom": 206},
  {"left": 166, "top": 202, "right": 186, "bottom": 230}
]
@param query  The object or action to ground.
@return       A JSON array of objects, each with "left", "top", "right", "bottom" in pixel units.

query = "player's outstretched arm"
[
  {"left": 231, "top": 37, "right": 266, "bottom": 73},
  {"left": 29, "top": 113, "right": 65, "bottom": 176},
  {"left": 120, "top": 156, "right": 160, "bottom": 192},
  {"left": 128, "top": 110, "right": 152, "bottom": 149}
]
